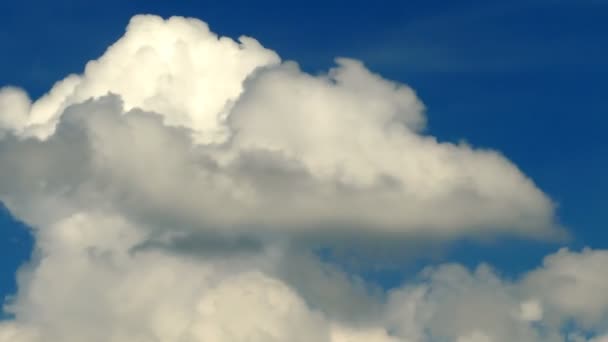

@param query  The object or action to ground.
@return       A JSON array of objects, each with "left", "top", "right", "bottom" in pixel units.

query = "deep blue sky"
[{"left": 1, "top": 0, "right": 607, "bottom": 301}]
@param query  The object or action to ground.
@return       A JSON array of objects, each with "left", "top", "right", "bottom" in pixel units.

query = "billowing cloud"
[
  {"left": 2, "top": 210, "right": 608, "bottom": 341},
  {"left": 521, "top": 248, "right": 608, "bottom": 329},
  {"left": 0, "top": 15, "right": 280, "bottom": 143},
  {"left": 0, "top": 14, "right": 601, "bottom": 342},
  {"left": 0, "top": 15, "right": 558, "bottom": 239}
]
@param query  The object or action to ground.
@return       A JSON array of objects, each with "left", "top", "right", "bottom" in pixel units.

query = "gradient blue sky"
[{"left": 1, "top": 0, "right": 607, "bottom": 304}]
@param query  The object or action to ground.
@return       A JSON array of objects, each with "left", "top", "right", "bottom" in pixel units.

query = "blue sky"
[{"left": 0, "top": 0, "right": 607, "bottom": 325}]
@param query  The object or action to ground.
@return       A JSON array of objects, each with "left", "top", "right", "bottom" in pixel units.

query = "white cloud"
[
  {"left": 0, "top": 87, "right": 31, "bottom": 135},
  {"left": 3, "top": 209, "right": 608, "bottom": 341},
  {"left": 0, "top": 14, "right": 559, "bottom": 239},
  {"left": 0, "top": 211, "right": 395, "bottom": 342},
  {"left": 0, "top": 15, "right": 279, "bottom": 143},
  {"left": 0, "top": 13, "right": 600, "bottom": 342},
  {"left": 521, "top": 248, "right": 608, "bottom": 329},
  {"left": 3, "top": 212, "right": 323, "bottom": 342},
  {"left": 385, "top": 264, "right": 543, "bottom": 342}
]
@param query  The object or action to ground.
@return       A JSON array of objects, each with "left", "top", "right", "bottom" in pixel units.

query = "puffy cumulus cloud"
[
  {"left": 2, "top": 210, "right": 608, "bottom": 341},
  {"left": 0, "top": 14, "right": 558, "bottom": 239},
  {"left": 0, "top": 13, "right": 599, "bottom": 342},
  {"left": 0, "top": 212, "right": 329, "bottom": 342},
  {"left": 0, "top": 15, "right": 279, "bottom": 143},
  {"left": 381, "top": 248, "right": 608, "bottom": 342},
  {"left": 521, "top": 248, "right": 608, "bottom": 329},
  {"left": 384, "top": 264, "right": 544, "bottom": 342},
  {"left": 0, "top": 87, "right": 32, "bottom": 135},
  {"left": 225, "top": 59, "right": 557, "bottom": 237}
]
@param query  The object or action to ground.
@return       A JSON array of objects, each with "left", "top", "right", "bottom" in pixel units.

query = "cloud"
[
  {"left": 382, "top": 252, "right": 608, "bottom": 342},
  {"left": 2, "top": 213, "right": 329, "bottom": 342},
  {"left": 2, "top": 210, "right": 608, "bottom": 341},
  {"left": 0, "top": 14, "right": 559, "bottom": 240},
  {"left": 0, "top": 15, "right": 279, "bottom": 143},
  {"left": 0, "top": 14, "right": 599, "bottom": 342},
  {"left": 521, "top": 248, "right": 608, "bottom": 329},
  {"left": 0, "top": 212, "right": 409, "bottom": 341}
]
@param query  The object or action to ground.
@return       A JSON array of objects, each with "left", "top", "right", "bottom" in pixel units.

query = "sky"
[{"left": 0, "top": 1, "right": 607, "bottom": 341}]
